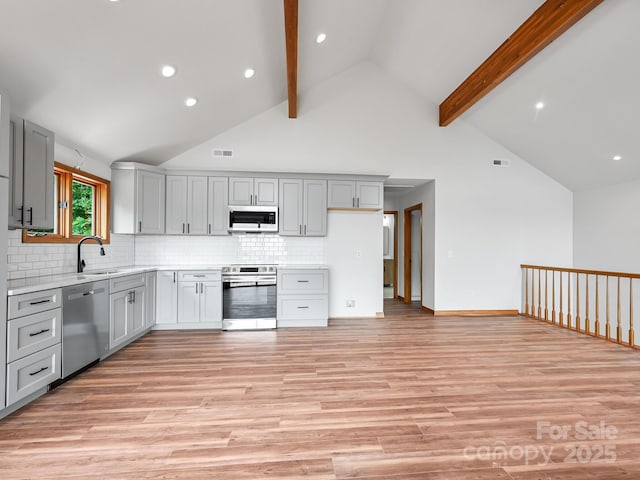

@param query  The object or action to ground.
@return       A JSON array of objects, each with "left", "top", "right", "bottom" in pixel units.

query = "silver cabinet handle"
[
  {"left": 173, "top": 272, "right": 176, "bottom": 283},
  {"left": 182, "top": 223, "right": 185, "bottom": 234},
  {"left": 208, "top": 224, "right": 211, "bottom": 234},
  {"left": 304, "top": 225, "right": 307, "bottom": 235},
  {"left": 195, "top": 284, "right": 198, "bottom": 294},
  {"left": 18, "top": 206, "right": 24, "bottom": 224},
  {"left": 139, "top": 220, "right": 142, "bottom": 233},
  {"left": 297, "top": 306, "right": 309, "bottom": 309},
  {"left": 299, "top": 225, "right": 302, "bottom": 235},
  {"left": 27, "top": 207, "right": 33, "bottom": 225},
  {"left": 297, "top": 280, "right": 309, "bottom": 283},
  {"left": 357, "top": 197, "right": 360, "bottom": 208},
  {"left": 352, "top": 197, "right": 355, "bottom": 207},
  {"left": 132, "top": 290, "right": 136, "bottom": 303},
  {"left": 187, "top": 223, "right": 190, "bottom": 234},
  {"left": 193, "top": 274, "right": 206, "bottom": 278}
]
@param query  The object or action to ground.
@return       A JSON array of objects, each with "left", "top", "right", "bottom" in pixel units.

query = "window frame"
[{"left": 23, "top": 162, "right": 111, "bottom": 244}]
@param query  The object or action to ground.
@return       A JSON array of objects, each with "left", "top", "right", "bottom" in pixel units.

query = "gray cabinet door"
[
  {"left": 177, "top": 281, "right": 200, "bottom": 323},
  {"left": 109, "top": 290, "right": 130, "bottom": 349},
  {"left": 357, "top": 181, "right": 384, "bottom": 209},
  {"left": 229, "top": 177, "right": 253, "bottom": 205},
  {"left": 327, "top": 180, "right": 356, "bottom": 208},
  {"left": 8, "top": 116, "right": 24, "bottom": 228},
  {"left": 279, "top": 179, "right": 303, "bottom": 236},
  {"left": 145, "top": 272, "right": 156, "bottom": 329},
  {"left": 304, "top": 180, "right": 327, "bottom": 236},
  {"left": 207, "top": 176, "right": 229, "bottom": 235},
  {"left": 136, "top": 170, "right": 165, "bottom": 234},
  {"left": 187, "top": 176, "right": 208, "bottom": 235},
  {"left": 129, "top": 286, "right": 146, "bottom": 337},
  {"left": 156, "top": 271, "right": 178, "bottom": 325},
  {"left": 165, "top": 175, "right": 187, "bottom": 234},
  {"left": 22, "top": 120, "right": 54, "bottom": 229},
  {"left": 200, "top": 282, "right": 222, "bottom": 324},
  {"left": 254, "top": 178, "right": 278, "bottom": 206}
]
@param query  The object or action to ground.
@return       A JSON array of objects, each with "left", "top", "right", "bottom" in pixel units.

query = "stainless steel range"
[{"left": 222, "top": 265, "right": 277, "bottom": 330}]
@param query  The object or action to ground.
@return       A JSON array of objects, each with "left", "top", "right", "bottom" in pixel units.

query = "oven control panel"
[{"left": 222, "top": 265, "right": 277, "bottom": 274}]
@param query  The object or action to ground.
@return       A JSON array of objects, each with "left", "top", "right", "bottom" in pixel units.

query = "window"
[{"left": 23, "top": 162, "right": 110, "bottom": 244}]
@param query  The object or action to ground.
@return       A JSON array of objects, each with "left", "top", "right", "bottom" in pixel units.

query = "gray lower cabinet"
[
  {"left": 5, "top": 288, "right": 62, "bottom": 406},
  {"left": 156, "top": 271, "right": 178, "bottom": 325},
  {"left": 277, "top": 269, "right": 329, "bottom": 327},
  {"left": 108, "top": 275, "right": 146, "bottom": 350},
  {"left": 176, "top": 271, "right": 222, "bottom": 328},
  {"left": 8, "top": 116, "right": 55, "bottom": 229},
  {"left": 279, "top": 179, "right": 327, "bottom": 237},
  {"left": 145, "top": 272, "right": 157, "bottom": 329}
]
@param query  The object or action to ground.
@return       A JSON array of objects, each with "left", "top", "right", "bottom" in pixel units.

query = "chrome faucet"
[{"left": 77, "top": 236, "right": 106, "bottom": 273}]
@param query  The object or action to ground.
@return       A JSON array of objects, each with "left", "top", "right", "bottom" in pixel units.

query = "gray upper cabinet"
[
  {"left": 187, "top": 176, "right": 208, "bottom": 235},
  {"left": 165, "top": 175, "right": 188, "bottom": 234},
  {"left": 8, "top": 117, "right": 55, "bottom": 229},
  {"left": 327, "top": 180, "right": 383, "bottom": 210},
  {"left": 229, "top": 177, "right": 278, "bottom": 206},
  {"left": 111, "top": 165, "right": 165, "bottom": 234},
  {"left": 136, "top": 170, "right": 165, "bottom": 234},
  {"left": 207, "top": 176, "right": 229, "bottom": 235},
  {"left": 279, "top": 179, "right": 327, "bottom": 237}
]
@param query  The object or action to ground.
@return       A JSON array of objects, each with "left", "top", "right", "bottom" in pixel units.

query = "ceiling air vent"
[
  {"left": 212, "top": 149, "right": 233, "bottom": 158},
  {"left": 492, "top": 159, "right": 511, "bottom": 167}
]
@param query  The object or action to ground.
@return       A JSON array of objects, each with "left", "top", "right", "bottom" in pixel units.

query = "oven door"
[{"left": 222, "top": 275, "right": 277, "bottom": 330}]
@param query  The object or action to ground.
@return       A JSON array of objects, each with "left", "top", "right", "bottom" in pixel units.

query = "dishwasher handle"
[{"left": 67, "top": 287, "right": 107, "bottom": 301}]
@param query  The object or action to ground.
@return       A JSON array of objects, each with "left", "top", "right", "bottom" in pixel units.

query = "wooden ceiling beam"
[
  {"left": 284, "top": 0, "right": 298, "bottom": 118},
  {"left": 439, "top": 0, "right": 603, "bottom": 127}
]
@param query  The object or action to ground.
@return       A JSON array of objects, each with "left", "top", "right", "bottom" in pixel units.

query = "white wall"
[
  {"left": 325, "top": 211, "right": 383, "bottom": 317},
  {"left": 163, "top": 61, "right": 573, "bottom": 312},
  {"left": 574, "top": 179, "right": 640, "bottom": 272}
]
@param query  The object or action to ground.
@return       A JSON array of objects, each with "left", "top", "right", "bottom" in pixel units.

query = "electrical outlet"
[{"left": 346, "top": 299, "right": 355, "bottom": 308}]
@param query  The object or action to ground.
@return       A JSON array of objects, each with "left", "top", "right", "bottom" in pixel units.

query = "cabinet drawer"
[
  {"left": 178, "top": 271, "right": 221, "bottom": 282},
  {"left": 110, "top": 273, "right": 145, "bottom": 293},
  {"left": 277, "top": 295, "right": 328, "bottom": 320},
  {"left": 7, "top": 308, "right": 62, "bottom": 362},
  {"left": 277, "top": 270, "right": 328, "bottom": 295},
  {"left": 8, "top": 288, "right": 62, "bottom": 319},
  {"left": 7, "top": 344, "right": 62, "bottom": 405}
]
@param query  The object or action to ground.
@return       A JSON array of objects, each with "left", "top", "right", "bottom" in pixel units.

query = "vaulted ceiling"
[{"left": 0, "top": 0, "right": 636, "bottom": 191}]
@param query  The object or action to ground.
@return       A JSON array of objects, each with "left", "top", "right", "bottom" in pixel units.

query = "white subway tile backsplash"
[
  {"left": 5, "top": 230, "right": 135, "bottom": 278},
  {"left": 134, "top": 234, "right": 325, "bottom": 266}
]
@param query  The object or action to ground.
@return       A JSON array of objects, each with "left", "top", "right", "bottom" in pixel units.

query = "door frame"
[
  {"left": 404, "top": 203, "right": 423, "bottom": 304},
  {"left": 384, "top": 210, "right": 399, "bottom": 299}
]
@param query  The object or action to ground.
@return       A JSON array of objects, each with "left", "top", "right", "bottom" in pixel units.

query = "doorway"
[
  {"left": 383, "top": 211, "right": 398, "bottom": 299},
  {"left": 404, "top": 203, "right": 422, "bottom": 304}
]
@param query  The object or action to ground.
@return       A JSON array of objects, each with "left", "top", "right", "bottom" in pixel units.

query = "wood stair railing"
[{"left": 521, "top": 265, "right": 639, "bottom": 349}]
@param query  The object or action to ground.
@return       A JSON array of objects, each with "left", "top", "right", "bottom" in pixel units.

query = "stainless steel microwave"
[{"left": 228, "top": 205, "right": 278, "bottom": 233}]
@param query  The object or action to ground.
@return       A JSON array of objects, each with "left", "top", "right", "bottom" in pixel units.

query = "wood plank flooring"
[{"left": 3, "top": 299, "right": 640, "bottom": 479}]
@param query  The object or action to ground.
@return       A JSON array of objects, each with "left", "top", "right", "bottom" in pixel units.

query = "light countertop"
[{"left": 7, "top": 264, "right": 329, "bottom": 296}]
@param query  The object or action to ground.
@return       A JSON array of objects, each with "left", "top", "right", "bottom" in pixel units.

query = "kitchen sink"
[{"left": 80, "top": 268, "right": 135, "bottom": 276}]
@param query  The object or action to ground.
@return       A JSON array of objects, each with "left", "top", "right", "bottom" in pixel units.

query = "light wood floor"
[{"left": 2, "top": 299, "right": 640, "bottom": 479}]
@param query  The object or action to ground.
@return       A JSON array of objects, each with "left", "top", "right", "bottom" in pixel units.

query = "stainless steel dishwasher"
[{"left": 61, "top": 280, "right": 110, "bottom": 379}]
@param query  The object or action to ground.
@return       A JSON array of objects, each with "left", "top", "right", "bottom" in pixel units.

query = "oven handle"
[{"left": 223, "top": 275, "right": 276, "bottom": 283}]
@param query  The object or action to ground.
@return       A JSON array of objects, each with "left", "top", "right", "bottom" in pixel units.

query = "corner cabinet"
[
  {"left": 229, "top": 177, "right": 278, "bottom": 206},
  {"left": 327, "top": 180, "right": 383, "bottom": 210},
  {"left": 8, "top": 116, "right": 55, "bottom": 229},
  {"left": 279, "top": 179, "right": 327, "bottom": 236},
  {"left": 111, "top": 164, "right": 165, "bottom": 234},
  {"left": 156, "top": 271, "right": 178, "bottom": 325}
]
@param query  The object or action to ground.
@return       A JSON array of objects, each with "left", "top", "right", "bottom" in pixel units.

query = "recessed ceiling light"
[
  {"left": 613, "top": 155, "right": 622, "bottom": 161},
  {"left": 184, "top": 97, "right": 198, "bottom": 107},
  {"left": 316, "top": 33, "right": 327, "bottom": 44},
  {"left": 161, "top": 65, "right": 176, "bottom": 78},
  {"left": 535, "top": 101, "right": 545, "bottom": 110},
  {"left": 244, "top": 68, "right": 255, "bottom": 79}
]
